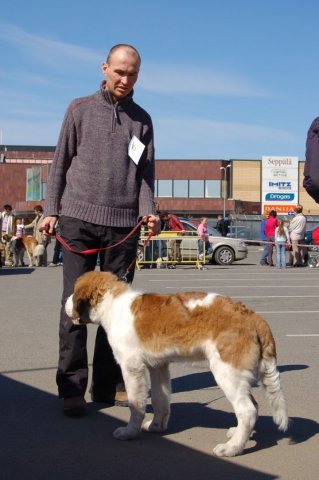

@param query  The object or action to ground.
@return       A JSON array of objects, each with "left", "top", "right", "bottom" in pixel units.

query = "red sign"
[{"left": 263, "top": 204, "right": 297, "bottom": 214}]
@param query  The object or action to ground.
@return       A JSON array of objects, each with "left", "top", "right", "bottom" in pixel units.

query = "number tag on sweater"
[{"left": 128, "top": 135, "right": 145, "bottom": 165}]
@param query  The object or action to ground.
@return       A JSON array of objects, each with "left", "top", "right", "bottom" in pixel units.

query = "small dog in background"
[{"left": 66, "top": 271, "right": 288, "bottom": 457}]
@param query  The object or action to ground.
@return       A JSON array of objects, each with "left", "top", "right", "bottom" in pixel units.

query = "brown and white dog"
[
  {"left": 6, "top": 235, "right": 45, "bottom": 267},
  {"left": 66, "top": 271, "right": 288, "bottom": 457}
]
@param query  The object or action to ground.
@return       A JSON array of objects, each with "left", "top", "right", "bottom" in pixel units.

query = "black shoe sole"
[{"left": 63, "top": 405, "right": 86, "bottom": 417}]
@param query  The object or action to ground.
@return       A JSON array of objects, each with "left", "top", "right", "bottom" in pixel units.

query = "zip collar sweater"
[{"left": 44, "top": 81, "right": 155, "bottom": 227}]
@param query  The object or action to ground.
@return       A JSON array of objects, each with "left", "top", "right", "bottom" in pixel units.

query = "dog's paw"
[
  {"left": 143, "top": 419, "right": 167, "bottom": 433},
  {"left": 113, "top": 426, "right": 139, "bottom": 441},
  {"left": 213, "top": 442, "right": 243, "bottom": 457},
  {"left": 226, "top": 427, "right": 237, "bottom": 439}
]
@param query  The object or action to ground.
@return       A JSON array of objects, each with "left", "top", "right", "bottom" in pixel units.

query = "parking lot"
[{"left": 1, "top": 246, "right": 318, "bottom": 479}]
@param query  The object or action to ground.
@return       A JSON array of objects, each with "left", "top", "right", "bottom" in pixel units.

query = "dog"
[
  {"left": 65, "top": 271, "right": 288, "bottom": 457},
  {"left": 10, "top": 236, "right": 44, "bottom": 267}
]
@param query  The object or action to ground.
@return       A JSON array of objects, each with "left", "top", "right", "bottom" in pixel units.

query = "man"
[
  {"left": 41, "top": 44, "right": 159, "bottom": 416},
  {"left": 216, "top": 214, "right": 224, "bottom": 235},
  {"left": 1, "top": 204, "right": 16, "bottom": 266},
  {"left": 160, "top": 212, "right": 185, "bottom": 267},
  {"left": 24, "top": 205, "right": 50, "bottom": 266},
  {"left": 288, "top": 205, "right": 306, "bottom": 267}
]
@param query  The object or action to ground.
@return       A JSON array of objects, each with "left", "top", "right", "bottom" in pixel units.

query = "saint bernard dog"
[
  {"left": 14, "top": 236, "right": 45, "bottom": 267},
  {"left": 65, "top": 271, "right": 288, "bottom": 457}
]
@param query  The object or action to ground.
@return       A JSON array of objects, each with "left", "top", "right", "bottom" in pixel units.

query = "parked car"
[{"left": 138, "top": 218, "right": 248, "bottom": 266}]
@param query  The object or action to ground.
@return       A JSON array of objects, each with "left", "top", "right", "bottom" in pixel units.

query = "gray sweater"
[{"left": 44, "top": 82, "right": 155, "bottom": 227}]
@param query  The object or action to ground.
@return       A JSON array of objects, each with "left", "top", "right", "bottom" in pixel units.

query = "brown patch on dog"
[
  {"left": 131, "top": 293, "right": 275, "bottom": 371},
  {"left": 72, "top": 271, "right": 127, "bottom": 319}
]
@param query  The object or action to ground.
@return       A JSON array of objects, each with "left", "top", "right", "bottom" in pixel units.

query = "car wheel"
[{"left": 213, "top": 246, "right": 235, "bottom": 265}]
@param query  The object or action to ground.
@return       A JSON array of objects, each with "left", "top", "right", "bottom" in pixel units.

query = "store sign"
[{"left": 262, "top": 156, "right": 298, "bottom": 214}]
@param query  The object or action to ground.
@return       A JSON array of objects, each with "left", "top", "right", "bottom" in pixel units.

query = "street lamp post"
[{"left": 220, "top": 164, "right": 231, "bottom": 218}]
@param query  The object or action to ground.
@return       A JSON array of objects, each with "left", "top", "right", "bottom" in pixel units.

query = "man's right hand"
[{"left": 40, "top": 216, "right": 58, "bottom": 235}]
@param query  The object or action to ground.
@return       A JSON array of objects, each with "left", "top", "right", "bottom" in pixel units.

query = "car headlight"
[{"left": 239, "top": 241, "right": 247, "bottom": 247}]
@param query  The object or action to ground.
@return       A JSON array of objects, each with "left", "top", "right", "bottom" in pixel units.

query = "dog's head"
[
  {"left": 65, "top": 271, "right": 127, "bottom": 326},
  {"left": 1, "top": 234, "right": 12, "bottom": 243}
]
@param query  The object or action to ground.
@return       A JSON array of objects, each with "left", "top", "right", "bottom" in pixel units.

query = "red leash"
[
  {"left": 53, "top": 217, "right": 155, "bottom": 281},
  {"left": 55, "top": 217, "right": 146, "bottom": 255}
]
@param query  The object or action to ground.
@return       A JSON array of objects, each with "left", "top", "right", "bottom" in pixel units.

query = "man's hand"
[
  {"left": 144, "top": 215, "right": 161, "bottom": 235},
  {"left": 40, "top": 216, "right": 58, "bottom": 235}
]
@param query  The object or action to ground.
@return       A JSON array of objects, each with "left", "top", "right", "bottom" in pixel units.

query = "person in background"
[
  {"left": 24, "top": 205, "right": 50, "bottom": 267},
  {"left": 1, "top": 204, "right": 16, "bottom": 266},
  {"left": 11, "top": 218, "right": 25, "bottom": 266},
  {"left": 160, "top": 212, "right": 185, "bottom": 268},
  {"left": 265, "top": 210, "right": 278, "bottom": 267},
  {"left": 216, "top": 214, "right": 224, "bottom": 235},
  {"left": 216, "top": 214, "right": 230, "bottom": 236},
  {"left": 288, "top": 205, "right": 307, "bottom": 267},
  {"left": 197, "top": 217, "right": 213, "bottom": 260},
  {"left": 48, "top": 238, "right": 63, "bottom": 267},
  {"left": 275, "top": 219, "right": 290, "bottom": 269},
  {"left": 222, "top": 214, "right": 230, "bottom": 236},
  {"left": 40, "top": 44, "right": 159, "bottom": 417},
  {"left": 259, "top": 213, "right": 269, "bottom": 266}
]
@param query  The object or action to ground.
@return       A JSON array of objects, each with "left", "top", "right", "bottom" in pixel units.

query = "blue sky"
[{"left": 0, "top": 0, "right": 318, "bottom": 160}]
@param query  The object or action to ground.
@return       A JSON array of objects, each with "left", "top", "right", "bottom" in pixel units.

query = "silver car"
[
  {"left": 138, "top": 218, "right": 248, "bottom": 266},
  {"left": 178, "top": 219, "right": 248, "bottom": 265}
]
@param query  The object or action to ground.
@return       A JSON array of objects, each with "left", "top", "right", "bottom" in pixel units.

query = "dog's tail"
[{"left": 254, "top": 314, "right": 289, "bottom": 432}]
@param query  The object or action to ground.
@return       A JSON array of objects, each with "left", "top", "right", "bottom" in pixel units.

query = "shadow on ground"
[{"left": 1, "top": 375, "right": 281, "bottom": 480}]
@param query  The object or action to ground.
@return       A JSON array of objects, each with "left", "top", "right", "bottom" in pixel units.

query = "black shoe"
[{"left": 63, "top": 395, "right": 86, "bottom": 417}]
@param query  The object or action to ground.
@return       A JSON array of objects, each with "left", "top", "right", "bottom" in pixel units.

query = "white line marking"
[
  {"left": 165, "top": 285, "right": 319, "bottom": 289},
  {"left": 257, "top": 311, "right": 319, "bottom": 314},
  {"left": 286, "top": 334, "right": 319, "bottom": 337}
]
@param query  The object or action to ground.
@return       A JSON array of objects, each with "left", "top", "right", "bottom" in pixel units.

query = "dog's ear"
[{"left": 75, "top": 298, "right": 92, "bottom": 324}]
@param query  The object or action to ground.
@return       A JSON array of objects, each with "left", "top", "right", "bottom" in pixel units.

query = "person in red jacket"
[
  {"left": 264, "top": 210, "right": 278, "bottom": 267},
  {"left": 161, "top": 212, "right": 185, "bottom": 268}
]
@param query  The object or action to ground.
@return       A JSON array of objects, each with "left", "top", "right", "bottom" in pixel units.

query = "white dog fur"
[{"left": 65, "top": 271, "right": 288, "bottom": 457}]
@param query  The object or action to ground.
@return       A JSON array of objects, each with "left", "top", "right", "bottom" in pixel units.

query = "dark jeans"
[
  {"left": 52, "top": 239, "right": 62, "bottom": 264},
  {"left": 267, "top": 235, "right": 275, "bottom": 266},
  {"left": 56, "top": 216, "right": 140, "bottom": 399}
]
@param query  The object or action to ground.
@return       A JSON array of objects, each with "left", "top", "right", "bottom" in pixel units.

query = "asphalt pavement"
[{"left": 1, "top": 246, "right": 318, "bottom": 480}]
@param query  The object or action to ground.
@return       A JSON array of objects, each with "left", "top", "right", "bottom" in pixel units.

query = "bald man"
[{"left": 42, "top": 44, "right": 158, "bottom": 416}]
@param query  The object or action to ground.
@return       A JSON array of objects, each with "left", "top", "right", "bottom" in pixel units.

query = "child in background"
[
  {"left": 197, "top": 217, "right": 213, "bottom": 259},
  {"left": 15, "top": 218, "right": 25, "bottom": 238},
  {"left": 275, "top": 219, "right": 290, "bottom": 269}
]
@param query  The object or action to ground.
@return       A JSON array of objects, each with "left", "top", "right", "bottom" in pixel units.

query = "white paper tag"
[{"left": 128, "top": 135, "right": 145, "bottom": 165}]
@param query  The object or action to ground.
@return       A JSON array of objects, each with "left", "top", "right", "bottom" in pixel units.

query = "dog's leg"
[
  {"left": 210, "top": 360, "right": 257, "bottom": 457},
  {"left": 143, "top": 363, "right": 170, "bottom": 432},
  {"left": 113, "top": 362, "right": 149, "bottom": 441},
  {"left": 13, "top": 251, "right": 18, "bottom": 267},
  {"left": 26, "top": 249, "right": 33, "bottom": 267}
]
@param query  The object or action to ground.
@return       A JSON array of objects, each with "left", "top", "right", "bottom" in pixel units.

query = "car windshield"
[{"left": 206, "top": 226, "right": 221, "bottom": 237}]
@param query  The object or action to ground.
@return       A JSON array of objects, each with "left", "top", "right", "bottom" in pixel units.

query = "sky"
[{"left": 0, "top": 0, "right": 319, "bottom": 160}]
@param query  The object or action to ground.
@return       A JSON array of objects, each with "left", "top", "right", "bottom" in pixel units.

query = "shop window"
[{"left": 173, "top": 180, "right": 188, "bottom": 197}]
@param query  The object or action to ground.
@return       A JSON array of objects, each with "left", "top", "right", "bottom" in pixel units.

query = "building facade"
[{"left": 0, "top": 145, "right": 317, "bottom": 217}]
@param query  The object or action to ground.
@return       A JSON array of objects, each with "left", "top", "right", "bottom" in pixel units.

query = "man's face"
[
  {"left": 102, "top": 48, "right": 140, "bottom": 102},
  {"left": 4, "top": 207, "right": 11, "bottom": 215}
]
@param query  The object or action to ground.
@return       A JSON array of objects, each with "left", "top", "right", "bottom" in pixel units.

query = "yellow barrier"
[{"left": 136, "top": 232, "right": 207, "bottom": 270}]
